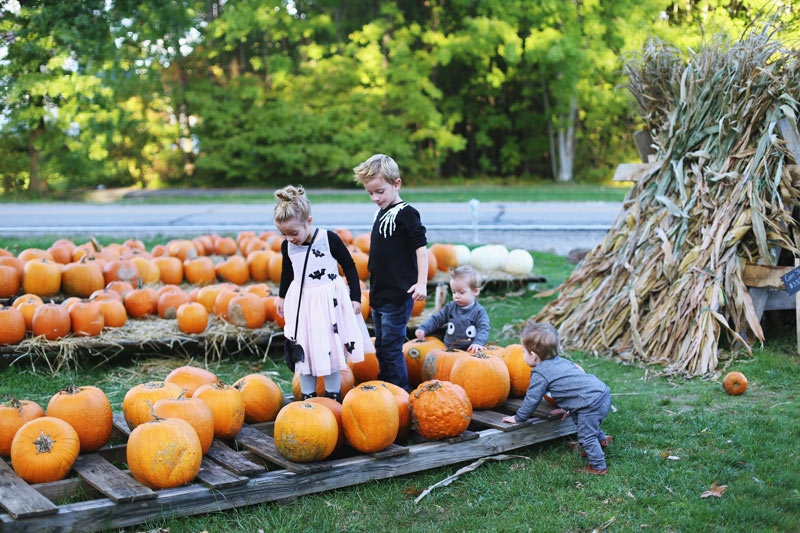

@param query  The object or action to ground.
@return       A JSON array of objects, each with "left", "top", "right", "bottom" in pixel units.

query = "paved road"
[{"left": 0, "top": 201, "right": 622, "bottom": 255}]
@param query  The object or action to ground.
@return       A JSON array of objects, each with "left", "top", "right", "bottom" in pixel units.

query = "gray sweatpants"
[{"left": 574, "top": 391, "right": 612, "bottom": 470}]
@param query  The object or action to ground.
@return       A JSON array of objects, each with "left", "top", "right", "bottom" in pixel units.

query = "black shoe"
[
  {"left": 301, "top": 392, "right": 317, "bottom": 400},
  {"left": 324, "top": 391, "right": 342, "bottom": 403}
]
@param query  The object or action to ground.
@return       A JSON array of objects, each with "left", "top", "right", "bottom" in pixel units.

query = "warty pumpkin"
[
  {"left": 450, "top": 350, "right": 511, "bottom": 409},
  {"left": 0, "top": 307, "right": 25, "bottom": 345},
  {"left": 164, "top": 365, "right": 219, "bottom": 397},
  {"left": 0, "top": 398, "right": 44, "bottom": 456},
  {"left": 274, "top": 401, "right": 338, "bottom": 462},
  {"left": 123, "top": 381, "right": 183, "bottom": 429},
  {"left": 176, "top": 302, "right": 208, "bottom": 334},
  {"left": 32, "top": 303, "right": 71, "bottom": 340},
  {"left": 46, "top": 385, "right": 112, "bottom": 452},
  {"left": 10, "top": 416, "right": 80, "bottom": 484},
  {"left": 127, "top": 415, "right": 202, "bottom": 489},
  {"left": 409, "top": 380, "right": 472, "bottom": 440},
  {"left": 153, "top": 391, "right": 215, "bottom": 454},
  {"left": 402, "top": 337, "right": 447, "bottom": 388},
  {"left": 193, "top": 382, "right": 245, "bottom": 439}
]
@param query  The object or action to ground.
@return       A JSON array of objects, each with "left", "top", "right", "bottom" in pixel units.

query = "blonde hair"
[
  {"left": 520, "top": 320, "right": 560, "bottom": 360},
  {"left": 353, "top": 154, "right": 400, "bottom": 185},
  {"left": 273, "top": 185, "right": 311, "bottom": 223},
  {"left": 450, "top": 265, "right": 481, "bottom": 291}
]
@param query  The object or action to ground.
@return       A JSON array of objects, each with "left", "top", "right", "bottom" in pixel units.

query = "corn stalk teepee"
[{"left": 536, "top": 27, "right": 800, "bottom": 376}]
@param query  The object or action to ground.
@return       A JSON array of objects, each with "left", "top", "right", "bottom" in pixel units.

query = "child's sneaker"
[
  {"left": 581, "top": 435, "right": 613, "bottom": 457},
  {"left": 575, "top": 466, "right": 608, "bottom": 475}
]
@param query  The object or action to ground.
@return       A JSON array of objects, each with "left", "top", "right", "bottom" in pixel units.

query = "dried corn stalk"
[{"left": 536, "top": 28, "right": 800, "bottom": 376}]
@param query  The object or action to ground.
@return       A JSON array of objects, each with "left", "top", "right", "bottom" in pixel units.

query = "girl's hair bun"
[{"left": 274, "top": 185, "right": 311, "bottom": 222}]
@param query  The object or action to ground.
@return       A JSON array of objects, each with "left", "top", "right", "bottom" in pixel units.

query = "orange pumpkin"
[
  {"left": 430, "top": 243, "right": 457, "bottom": 271},
  {"left": 153, "top": 392, "right": 215, "bottom": 454},
  {"left": 90, "top": 288, "right": 123, "bottom": 302},
  {"left": 228, "top": 293, "right": 266, "bottom": 328},
  {"left": 124, "top": 284, "right": 158, "bottom": 318},
  {"left": 32, "top": 303, "right": 71, "bottom": 340},
  {"left": 164, "top": 366, "right": 219, "bottom": 398},
  {"left": 193, "top": 382, "right": 245, "bottom": 439},
  {"left": 47, "top": 244, "right": 74, "bottom": 265},
  {"left": 215, "top": 237, "right": 238, "bottom": 256},
  {"left": 342, "top": 383, "right": 398, "bottom": 452},
  {"left": 291, "top": 367, "right": 355, "bottom": 400},
  {"left": 501, "top": 344, "right": 533, "bottom": 397},
  {"left": 61, "top": 259, "right": 105, "bottom": 297},
  {"left": 69, "top": 301, "right": 105, "bottom": 337},
  {"left": 131, "top": 256, "right": 161, "bottom": 284},
  {"left": 168, "top": 240, "right": 198, "bottom": 262},
  {"left": 411, "top": 297, "right": 425, "bottom": 316},
  {"left": 409, "top": 380, "right": 472, "bottom": 440},
  {"left": 196, "top": 284, "right": 226, "bottom": 313},
  {"left": 98, "top": 299, "right": 127, "bottom": 328},
  {"left": 153, "top": 256, "right": 183, "bottom": 285},
  {"left": 61, "top": 297, "right": 81, "bottom": 310},
  {"left": 402, "top": 337, "right": 447, "bottom": 388},
  {"left": 246, "top": 250, "right": 274, "bottom": 281},
  {"left": 274, "top": 401, "right": 338, "bottom": 462},
  {"left": 264, "top": 295, "right": 278, "bottom": 323},
  {"left": 0, "top": 399, "right": 44, "bottom": 456},
  {"left": 0, "top": 307, "right": 26, "bottom": 345},
  {"left": 184, "top": 256, "right": 216, "bottom": 286},
  {"left": 106, "top": 280, "right": 134, "bottom": 298},
  {"left": 177, "top": 302, "right": 208, "bottom": 334},
  {"left": 213, "top": 288, "right": 241, "bottom": 320},
  {"left": 22, "top": 259, "right": 61, "bottom": 296},
  {"left": 352, "top": 252, "right": 369, "bottom": 281},
  {"left": 450, "top": 351, "right": 511, "bottom": 409},
  {"left": 268, "top": 253, "right": 283, "bottom": 283},
  {"left": 421, "top": 347, "right": 469, "bottom": 382},
  {"left": 127, "top": 416, "right": 202, "bottom": 489},
  {"left": 334, "top": 228, "right": 353, "bottom": 245},
  {"left": 426, "top": 250, "right": 438, "bottom": 281},
  {"left": 12, "top": 294, "right": 43, "bottom": 331},
  {"left": 360, "top": 380, "right": 410, "bottom": 439},
  {"left": 46, "top": 385, "right": 112, "bottom": 453},
  {"left": 157, "top": 290, "right": 190, "bottom": 319},
  {"left": 722, "top": 371, "right": 748, "bottom": 395},
  {"left": 348, "top": 350, "right": 380, "bottom": 384},
  {"left": 0, "top": 256, "right": 23, "bottom": 281},
  {"left": 360, "top": 290, "right": 370, "bottom": 321},
  {"left": 151, "top": 244, "right": 168, "bottom": 257},
  {"left": 10, "top": 417, "right": 80, "bottom": 484},
  {"left": 102, "top": 259, "right": 139, "bottom": 285},
  {"left": 123, "top": 381, "right": 183, "bottom": 429},
  {"left": 245, "top": 283, "right": 271, "bottom": 299},
  {"left": 18, "top": 248, "right": 53, "bottom": 264},
  {"left": 233, "top": 374, "right": 284, "bottom": 423},
  {"left": 354, "top": 233, "right": 370, "bottom": 254},
  {"left": 305, "top": 396, "right": 345, "bottom": 454},
  {"left": 0, "top": 264, "right": 20, "bottom": 298}
]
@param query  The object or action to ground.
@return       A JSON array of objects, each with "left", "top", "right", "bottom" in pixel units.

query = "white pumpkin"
[
  {"left": 470, "top": 244, "right": 508, "bottom": 272},
  {"left": 454, "top": 245, "right": 471, "bottom": 266},
  {"left": 504, "top": 249, "right": 534, "bottom": 275}
]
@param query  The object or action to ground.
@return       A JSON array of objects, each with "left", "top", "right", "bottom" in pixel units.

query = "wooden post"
[{"left": 633, "top": 129, "right": 656, "bottom": 163}]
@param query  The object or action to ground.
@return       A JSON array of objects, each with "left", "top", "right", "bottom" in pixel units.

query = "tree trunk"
[
  {"left": 555, "top": 96, "right": 578, "bottom": 183},
  {"left": 263, "top": 31, "right": 272, "bottom": 89},
  {"left": 28, "top": 118, "right": 49, "bottom": 194}
]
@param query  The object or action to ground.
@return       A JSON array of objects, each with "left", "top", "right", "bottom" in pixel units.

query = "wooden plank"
[
  {"left": 369, "top": 444, "right": 409, "bottom": 459},
  {"left": 470, "top": 410, "right": 527, "bottom": 432},
  {"left": 196, "top": 457, "right": 249, "bottom": 489},
  {"left": 633, "top": 129, "right": 656, "bottom": 163},
  {"left": 503, "top": 398, "right": 562, "bottom": 420},
  {"left": 72, "top": 454, "right": 155, "bottom": 504},
  {"left": 0, "top": 459, "right": 58, "bottom": 519},
  {"left": 205, "top": 440, "right": 265, "bottom": 477},
  {"left": 765, "top": 290, "right": 796, "bottom": 311},
  {"left": 742, "top": 264, "right": 791, "bottom": 289},
  {"left": 0, "top": 419, "right": 577, "bottom": 532},
  {"left": 446, "top": 430, "right": 479, "bottom": 444},
  {"left": 234, "top": 425, "right": 331, "bottom": 474},
  {"left": 111, "top": 412, "right": 131, "bottom": 438},
  {"left": 613, "top": 162, "right": 655, "bottom": 182}
]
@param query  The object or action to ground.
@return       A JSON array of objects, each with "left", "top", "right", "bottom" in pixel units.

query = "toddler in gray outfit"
[
  {"left": 502, "top": 320, "right": 612, "bottom": 474},
  {"left": 414, "top": 266, "right": 490, "bottom": 352}
]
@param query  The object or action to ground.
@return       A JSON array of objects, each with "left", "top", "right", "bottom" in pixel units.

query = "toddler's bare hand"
[
  {"left": 550, "top": 408, "right": 570, "bottom": 420},
  {"left": 414, "top": 328, "right": 425, "bottom": 341},
  {"left": 467, "top": 344, "right": 484, "bottom": 353},
  {"left": 501, "top": 415, "right": 517, "bottom": 425}
]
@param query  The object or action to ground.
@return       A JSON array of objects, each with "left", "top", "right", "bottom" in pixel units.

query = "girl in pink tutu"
[{"left": 274, "top": 185, "right": 373, "bottom": 401}]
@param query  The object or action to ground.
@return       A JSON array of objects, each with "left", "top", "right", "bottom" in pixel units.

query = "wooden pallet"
[{"left": 0, "top": 399, "right": 573, "bottom": 533}]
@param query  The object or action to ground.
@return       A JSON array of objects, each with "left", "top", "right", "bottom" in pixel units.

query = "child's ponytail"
[{"left": 274, "top": 185, "right": 311, "bottom": 223}]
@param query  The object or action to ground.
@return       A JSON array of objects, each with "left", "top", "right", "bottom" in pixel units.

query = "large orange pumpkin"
[
  {"left": 214, "top": 237, "right": 238, "bottom": 256},
  {"left": 127, "top": 416, "right": 202, "bottom": 489},
  {"left": 341, "top": 383, "right": 399, "bottom": 452},
  {"left": 123, "top": 381, "right": 183, "bottom": 429},
  {"left": 177, "top": 302, "right": 208, "bottom": 334},
  {"left": 153, "top": 256, "right": 183, "bottom": 285},
  {"left": 18, "top": 248, "right": 53, "bottom": 264},
  {"left": 246, "top": 250, "right": 274, "bottom": 281},
  {"left": 421, "top": 347, "right": 469, "bottom": 382},
  {"left": 0, "top": 399, "right": 44, "bottom": 456},
  {"left": 61, "top": 259, "right": 105, "bottom": 298},
  {"left": 153, "top": 393, "right": 215, "bottom": 454},
  {"left": 274, "top": 401, "right": 338, "bottom": 462},
  {"left": 131, "top": 256, "right": 161, "bottom": 284},
  {"left": 47, "top": 243, "right": 74, "bottom": 265},
  {"left": 291, "top": 367, "right": 355, "bottom": 400},
  {"left": 216, "top": 255, "right": 250, "bottom": 285},
  {"left": 501, "top": 344, "right": 533, "bottom": 397},
  {"left": 0, "top": 307, "right": 26, "bottom": 345},
  {"left": 102, "top": 259, "right": 139, "bottom": 285},
  {"left": 409, "top": 380, "right": 472, "bottom": 440},
  {"left": 348, "top": 350, "right": 380, "bottom": 384},
  {"left": 164, "top": 365, "right": 219, "bottom": 397},
  {"left": 46, "top": 385, "right": 112, "bottom": 453},
  {"left": 360, "top": 380, "right": 410, "bottom": 439},
  {"left": 402, "top": 337, "right": 447, "bottom": 388},
  {"left": 0, "top": 256, "right": 23, "bottom": 282},
  {"left": 430, "top": 243, "right": 457, "bottom": 271},
  {"left": 68, "top": 301, "right": 105, "bottom": 337},
  {"left": 0, "top": 264, "right": 20, "bottom": 298},
  {"left": 193, "top": 382, "right": 245, "bottom": 439},
  {"left": 184, "top": 257, "right": 216, "bottom": 286},
  {"left": 12, "top": 294, "right": 43, "bottom": 331},
  {"left": 305, "top": 396, "right": 345, "bottom": 454},
  {"left": 450, "top": 351, "right": 511, "bottom": 409},
  {"left": 722, "top": 371, "right": 748, "bottom": 395},
  {"left": 233, "top": 374, "right": 284, "bottom": 423},
  {"left": 22, "top": 259, "right": 62, "bottom": 296},
  {"left": 10, "top": 416, "right": 80, "bottom": 483},
  {"left": 268, "top": 254, "right": 283, "bottom": 284},
  {"left": 98, "top": 299, "right": 127, "bottom": 328},
  {"left": 157, "top": 290, "right": 191, "bottom": 319},
  {"left": 228, "top": 293, "right": 266, "bottom": 329},
  {"left": 124, "top": 283, "right": 158, "bottom": 318},
  {"left": 32, "top": 303, "right": 71, "bottom": 340}
]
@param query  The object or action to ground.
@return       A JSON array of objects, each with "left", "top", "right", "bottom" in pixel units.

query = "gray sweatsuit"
[
  {"left": 514, "top": 356, "right": 612, "bottom": 470},
  {"left": 417, "top": 301, "right": 490, "bottom": 350}
]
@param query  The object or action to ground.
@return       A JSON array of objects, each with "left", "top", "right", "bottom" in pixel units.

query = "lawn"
[{"left": 1, "top": 247, "right": 798, "bottom": 531}]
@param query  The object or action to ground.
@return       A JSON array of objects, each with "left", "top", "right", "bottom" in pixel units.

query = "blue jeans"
[
  {"left": 575, "top": 391, "right": 612, "bottom": 470},
  {"left": 372, "top": 298, "right": 414, "bottom": 391}
]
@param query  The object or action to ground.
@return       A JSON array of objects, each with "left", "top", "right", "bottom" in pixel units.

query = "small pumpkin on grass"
[
  {"left": 409, "top": 380, "right": 472, "bottom": 440},
  {"left": 723, "top": 371, "right": 748, "bottom": 395},
  {"left": 127, "top": 413, "right": 202, "bottom": 489},
  {"left": 46, "top": 385, "right": 112, "bottom": 453},
  {"left": 11, "top": 417, "right": 80, "bottom": 484},
  {"left": 342, "top": 383, "right": 399, "bottom": 453},
  {"left": 193, "top": 382, "right": 245, "bottom": 439},
  {"left": 274, "top": 401, "right": 338, "bottom": 462},
  {"left": 233, "top": 374, "right": 284, "bottom": 423},
  {"left": 0, "top": 398, "right": 44, "bottom": 456},
  {"left": 153, "top": 391, "right": 215, "bottom": 454}
]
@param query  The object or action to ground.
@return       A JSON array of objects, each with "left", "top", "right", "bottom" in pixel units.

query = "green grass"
[{"left": 1, "top": 249, "right": 798, "bottom": 531}]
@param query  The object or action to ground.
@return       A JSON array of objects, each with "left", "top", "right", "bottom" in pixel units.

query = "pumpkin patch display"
[
  {"left": 153, "top": 392, "right": 215, "bottom": 454},
  {"left": 274, "top": 401, "right": 338, "bottom": 462},
  {"left": 402, "top": 337, "right": 446, "bottom": 388},
  {"left": 22, "top": 259, "right": 61, "bottom": 297},
  {"left": 501, "top": 344, "right": 533, "bottom": 397},
  {"left": 177, "top": 302, "right": 208, "bottom": 334},
  {"left": 164, "top": 366, "right": 219, "bottom": 397},
  {"left": 68, "top": 301, "right": 105, "bottom": 337},
  {"left": 193, "top": 382, "right": 245, "bottom": 439},
  {"left": 32, "top": 303, "right": 71, "bottom": 341},
  {"left": 341, "top": 383, "right": 399, "bottom": 453},
  {"left": 0, "top": 307, "right": 26, "bottom": 345},
  {"left": 46, "top": 385, "right": 112, "bottom": 453},
  {"left": 10, "top": 416, "right": 80, "bottom": 484},
  {"left": 0, "top": 399, "right": 44, "bottom": 456},
  {"left": 409, "top": 380, "right": 472, "bottom": 440},
  {"left": 127, "top": 416, "right": 202, "bottom": 489},
  {"left": 450, "top": 350, "right": 510, "bottom": 409},
  {"left": 723, "top": 371, "right": 748, "bottom": 395},
  {"left": 233, "top": 373, "right": 284, "bottom": 423},
  {"left": 291, "top": 367, "right": 355, "bottom": 400},
  {"left": 123, "top": 381, "right": 183, "bottom": 429}
]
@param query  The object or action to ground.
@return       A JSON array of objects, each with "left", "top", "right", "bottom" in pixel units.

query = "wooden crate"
[{"left": 0, "top": 399, "right": 575, "bottom": 532}]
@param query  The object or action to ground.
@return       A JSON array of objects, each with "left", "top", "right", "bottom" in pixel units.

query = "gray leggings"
[
  {"left": 299, "top": 372, "right": 341, "bottom": 395},
  {"left": 575, "top": 391, "right": 612, "bottom": 470}
]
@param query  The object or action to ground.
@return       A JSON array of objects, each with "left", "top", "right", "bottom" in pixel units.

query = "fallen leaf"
[
  {"left": 403, "top": 486, "right": 423, "bottom": 496},
  {"left": 700, "top": 481, "right": 728, "bottom": 498},
  {"left": 590, "top": 516, "right": 616, "bottom": 532},
  {"left": 248, "top": 364, "right": 262, "bottom": 371}
]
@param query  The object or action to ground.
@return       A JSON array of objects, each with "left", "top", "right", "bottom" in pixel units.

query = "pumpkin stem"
[
  {"left": 359, "top": 384, "right": 377, "bottom": 391},
  {"left": 177, "top": 389, "right": 187, "bottom": 400},
  {"left": 90, "top": 236, "right": 102, "bottom": 252},
  {"left": 144, "top": 400, "right": 165, "bottom": 422},
  {"left": 8, "top": 397, "right": 23, "bottom": 415},
  {"left": 33, "top": 429, "right": 56, "bottom": 454},
  {"left": 136, "top": 276, "right": 143, "bottom": 289},
  {"left": 413, "top": 380, "right": 442, "bottom": 398},
  {"left": 60, "top": 385, "right": 80, "bottom": 395}
]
